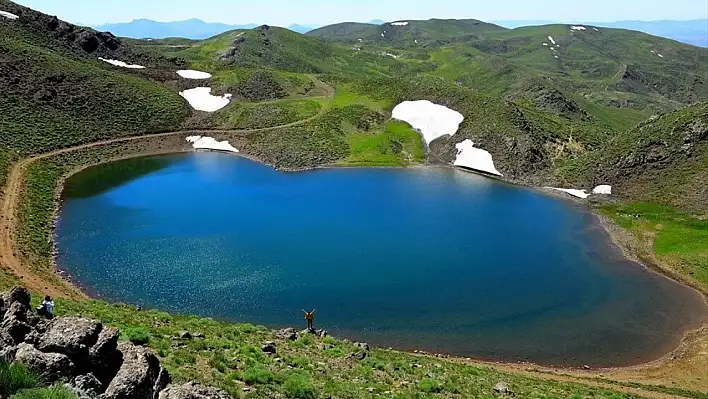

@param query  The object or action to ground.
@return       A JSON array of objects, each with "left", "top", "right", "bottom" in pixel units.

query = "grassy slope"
[{"left": 54, "top": 298, "right": 649, "bottom": 399}]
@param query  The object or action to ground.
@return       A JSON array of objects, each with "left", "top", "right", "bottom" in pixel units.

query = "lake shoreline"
[{"left": 22, "top": 143, "right": 708, "bottom": 373}]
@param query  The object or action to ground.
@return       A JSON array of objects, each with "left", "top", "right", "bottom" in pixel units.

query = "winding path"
[{"left": 0, "top": 80, "right": 335, "bottom": 298}]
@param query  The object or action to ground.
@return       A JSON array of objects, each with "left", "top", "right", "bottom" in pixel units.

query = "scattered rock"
[
  {"left": 14, "top": 343, "right": 75, "bottom": 382},
  {"left": 178, "top": 331, "right": 192, "bottom": 340},
  {"left": 261, "top": 341, "right": 277, "bottom": 354},
  {"left": 348, "top": 351, "right": 367, "bottom": 361},
  {"left": 315, "top": 329, "right": 328, "bottom": 338},
  {"left": 89, "top": 327, "right": 121, "bottom": 386},
  {"left": 101, "top": 342, "right": 161, "bottom": 399},
  {"left": 153, "top": 368, "right": 172, "bottom": 399},
  {"left": 158, "top": 382, "right": 232, "bottom": 399},
  {"left": 493, "top": 381, "right": 513, "bottom": 395},
  {"left": 278, "top": 328, "right": 297, "bottom": 341},
  {"left": 583, "top": 365, "right": 591, "bottom": 370},
  {"left": 193, "top": 332, "right": 205, "bottom": 339},
  {"left": 66, "top": 373, "right": 103, "bottom": 399},
  {"left": 354, "top": 342, "right": 370, "bottom": 351},
  {"left": 3, "top": 286, "right": 31, "bottom": 307}
]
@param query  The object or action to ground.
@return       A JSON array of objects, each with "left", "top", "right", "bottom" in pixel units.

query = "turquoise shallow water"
[{"left": 56, "top": 152, "right": 707, "bottom": 366}]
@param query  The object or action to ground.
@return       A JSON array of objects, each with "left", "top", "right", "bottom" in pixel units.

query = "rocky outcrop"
[
  {"left": 100, "top": 342, "right": 161, "bottom": 399},
  {"left": 0, "top": 286, "right": 233, "bottom": 399},
  {"left": 14, "top": 343, "right": 75, "bottom": 382}
]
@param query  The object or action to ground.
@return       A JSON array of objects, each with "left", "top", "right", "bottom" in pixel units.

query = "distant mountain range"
[
  {"left": 95, "top": 18, "right": 708, "bottom": 47},
  {"left": 493, "top": 19, "right": 708, "bottom": 47}
]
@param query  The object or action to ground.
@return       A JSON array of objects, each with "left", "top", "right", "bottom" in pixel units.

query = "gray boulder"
[
  {"left": 90, "top": 327, "right": 121, "bottom": 386},
  {"left": 14, "top": 343, "right": 75, "bottom": 382},
  {"left": 158, "top": 382, "right": 232, "bottom": 399},
  {"left": 152, "top": 368, "right": 171, "bottom": 399},
  {"left": 66, "top": 373, "right": 103, "bottom": 399},
  {"left": 0, "top": 302, "right": 34, "bottom": 344},
  {"left": 0, "top": 344, "right": 17, "bottom": 362},
  {"left": 354, "top": 342, "right": 370, "bottom": 351},
  {"left": 100, "top": 342, "right": 160, "bottom": 399},
  {"left": 278, "top": 328, "right": 297, "bottom": 341},
  {"left": 38, "top": 317, "right": 102, "bottom": 358},
  {"left": 493, "top": 381, "right": 513, "bottom": 395},
  {"left": 261, "top": 341, "right": 277, "bottom": 354},
  {"left": 3, "top": 286, "right": 31, "bottom": 307}
]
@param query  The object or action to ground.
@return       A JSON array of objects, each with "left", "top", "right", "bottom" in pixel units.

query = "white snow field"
[
  {"left": 177, "top": 70, "right": 213, "bottom": 79},
  {"left": 592, "top": 185, "right": 612, "bottom": 195},
  {"left": 548, "top": 36, "right": 556, "bottom": 45},
  {"left": 391, "top": 100, "right": 464, "bottom": 145},
  {"left": 570, "top": 26, "right": 586, "bottom": 31},
  {"left": 179, "top": 87, "right": 232, "bottom": 112},
  {"left": 548, "top": 188, "right": 590, "bottom": 199},
  {"left": 0, "top": 10, "right": 19, "bottom": 19},
  {"left": 454, "top": 140, "right": 503, "bottom": 176},
  {"left": 186, "top": 136, "right": 239, "bottom": 153},
  {"left": 98, "top": 58, "right": 146, "bottom": 69},
  {"left": 391, "top": 21, "right": 409, "bottom": 26}
]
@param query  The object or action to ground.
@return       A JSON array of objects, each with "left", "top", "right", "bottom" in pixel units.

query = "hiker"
[
  {"left": 36, "top": 295, "right": 54, "bottom": 319},
  {"left": 302, "top": 309, "right": 315, "bottom": 330}
]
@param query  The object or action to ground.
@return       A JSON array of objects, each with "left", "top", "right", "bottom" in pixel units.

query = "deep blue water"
[{"left": 55, "top": 153, "right": 707, "bottom": 366}]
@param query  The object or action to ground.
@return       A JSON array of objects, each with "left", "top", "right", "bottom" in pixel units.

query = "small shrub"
[
  {"left": 0, "top": 363, "right": 40, "bottom": 396},
  {"left": 239, "top": 324, "right": 258, "bottom": 334},
  {"left": 283, "top": 374, "right": 317, "bottom": 399},
  {"left": 11, "top": 385, "right": 77, "bottom": 399},
  {"left": 418, "top": 378, "right": 443, "bottom": 393},
  {"left": 121, "top": 327, "right": 150, "bottom": 345},
  {"left": 292, "top": 335, "right": 314, "bottom": 348},
  {"left": 242, "top": 366, "right": 275, "bottom": 385}
]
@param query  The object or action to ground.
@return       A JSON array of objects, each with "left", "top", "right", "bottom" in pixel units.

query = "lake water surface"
[{"left": 55, "top": 153, "right": 708, "bottom": 367}]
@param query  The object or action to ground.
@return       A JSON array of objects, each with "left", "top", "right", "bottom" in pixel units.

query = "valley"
[{"left": 1, "top": 0, "right": 708, "bottom": 397}]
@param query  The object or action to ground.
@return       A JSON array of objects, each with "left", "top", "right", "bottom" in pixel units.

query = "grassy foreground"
[{"left": 47, "top": 297, "right": 646, "bottom": 399}]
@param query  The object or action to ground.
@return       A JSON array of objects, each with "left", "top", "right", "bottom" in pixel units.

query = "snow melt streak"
[
  {"left": 186, "top": 136, "right": 239, "bottom": 153},
  {"left": 177, "top": 70, "right": 212, "bottom": 79},
  {"left": 180, "top": 87, "right": 232, "bottom": 112},
  {"left": 0, "top": 10, "right": 19, "bottom": 19},
  {"left": 391, "top": 100, "right": 464, "bottom": 145},
  {"left": 454, "top": 140, "right": 502, "bottom": 176},
  {"left": 98, "top": 58, "right": 146, "bottom": 69}
]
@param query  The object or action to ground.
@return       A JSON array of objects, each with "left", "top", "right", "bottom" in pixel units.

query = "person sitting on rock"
[
  {"left": 302, "top": 309, "right": 315, "bottom": 330},
  {"left": 36, "top": 295, "right": 54, "bottom": 319}
]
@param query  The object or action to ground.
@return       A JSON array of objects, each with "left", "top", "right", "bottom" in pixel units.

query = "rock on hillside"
[
  {"left": 0, "top": 0, "right": 184, "bottom": 69},
  {"left": 0, "top": 286, "right": 233, "bottom": 399}
]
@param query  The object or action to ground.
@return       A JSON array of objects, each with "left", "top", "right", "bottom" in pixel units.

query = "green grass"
[
  {"left": 0, "top": 363, "right": 41, "bottom": 397},
  {"left": 49, "top": 297, "right": 647, "bottom": 399},
  {"left": 344, "top": 120, "right": 425, "bottom": 166},
  {"left": 602, "top": 202, "right": 708, "bottom": 289},
  {"left": 215, "top": 99, "right": 322, "bottom": 129},
  {"left": 10, "top": 386, "right": 76, "bottom": 399}
]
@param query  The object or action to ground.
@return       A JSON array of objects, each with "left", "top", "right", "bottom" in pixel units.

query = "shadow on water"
[
  {"left": 63, "top": 156, "right": 172, "bottom": 199},
  {"left": 55, "top": 152, "right": 708, "bottom": 367}
]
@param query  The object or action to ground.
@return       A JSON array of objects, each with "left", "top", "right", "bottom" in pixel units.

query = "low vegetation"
[
  {"left": 0, "top": 362, "right": 76, "bottom": 399},
  {"left": 52, "top": 297, "right": 648, "bottom": 399}
]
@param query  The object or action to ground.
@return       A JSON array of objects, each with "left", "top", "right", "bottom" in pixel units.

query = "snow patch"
[
  {"left": 358, "top": 38, "right": 363, "bottom": 42},
  {"left": 386, "top": 53, "right": 399, "bottom": 58},
  {"left": 414, "top": 39, "right": 418, "bottom": 43},
  {"left": 177, "top": 70, "right": 212, "bottom": 79},
  {"left": 186, "top": 136, "right": 239, "bottom": 153},
  {"left": 549, "top": 188, "right": 590, "bottom": 199},
  {"left": 381, "top": 33, "right": 385, "bottom": 37},
  {"left": 593, "top": 28, "right": 599, "bottom": 31},
  {"left": 592, "top": 185, "right": 612, "bottom": 195},
  {"left": 454, "top": 140, "right": 503, "bottom": 176},
  {"left": 657, "top": 53, "right": 664, "bottom": 58},
  {"left": 570, "top": 25, "right": 586, "bottom": 31},
  {"left": 542, "top": 43, "right": 548, "bottom": 46},
  {"left": 391, "top": 100, "right": 464, "bottom": 145},
  {"left": 548, "top": 36, "right": 556, "bottom": 45},
  {"left": 554, "top": 55, "right": 559, "bottom": 59},
  {"left": 391, "top": 21, "right": 409, "bottom": 26},
  {"left": 98, "top": 58, "right": 146, "bottom": 69},
  {"left": 0, "top": 10, "right": 19, "bottom": 19},
  {"left": 179, "top": 87, "right": 232, "bottom": 112}
]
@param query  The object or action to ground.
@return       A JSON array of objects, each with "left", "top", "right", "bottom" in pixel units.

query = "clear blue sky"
[{"left": 14, "top": 0, "right": 708, "bottom": 26}]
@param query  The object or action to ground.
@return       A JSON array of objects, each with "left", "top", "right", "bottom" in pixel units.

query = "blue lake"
[{"left": 55, "top": 152, "right": 708, "bottom": 366}]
